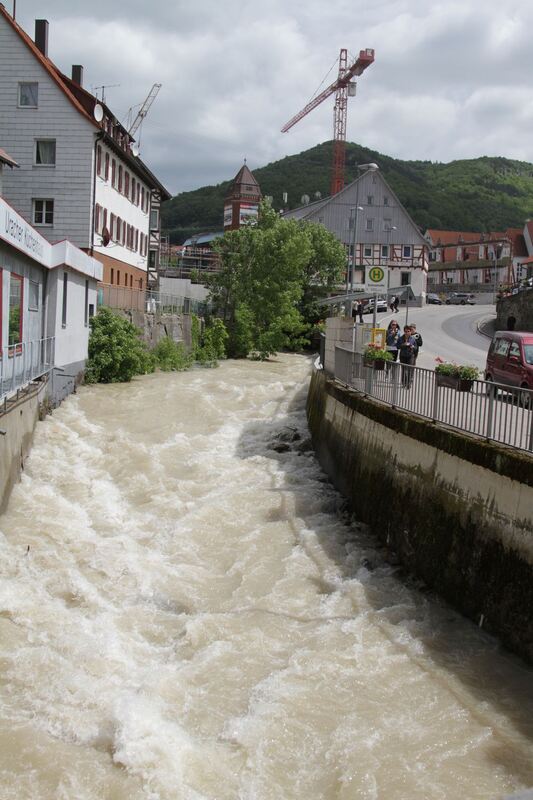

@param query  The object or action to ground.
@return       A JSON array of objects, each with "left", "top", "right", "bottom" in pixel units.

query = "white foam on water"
[{"left": 0, "top": 354, "right": 532, "bottom": 799}]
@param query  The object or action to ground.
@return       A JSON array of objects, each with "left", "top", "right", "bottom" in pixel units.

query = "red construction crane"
[{"left": 281, "top": 48, "right": 375, "bottom": 196}]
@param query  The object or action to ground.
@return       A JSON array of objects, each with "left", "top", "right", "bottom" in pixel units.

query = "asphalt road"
[{"left": 370, "top": 303, "right": 496, "bottom": 371}]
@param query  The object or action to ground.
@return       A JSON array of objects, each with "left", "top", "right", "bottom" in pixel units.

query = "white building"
[
  {"left": 1, "top": 164, "right": 102, "bottom": 404},
  {"left": 0, "top": 8, "right": 170, "bottom": 296},
  {"left": 282, "top": 167, "right": 429, "bottom": 303}
]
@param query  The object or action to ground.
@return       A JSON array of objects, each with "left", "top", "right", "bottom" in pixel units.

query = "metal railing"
[
  {"left": 0, "top": 337, "right": 55, "bottom": 405},
  {"left": 98, "top": 284, "right": 209, "bottom": 316},
  {"left": 334, "top": 346, "right": 533, "bottom": 453}
]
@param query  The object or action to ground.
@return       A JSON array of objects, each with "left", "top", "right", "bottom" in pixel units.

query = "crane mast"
[{"left": 281, "top": 48, "right": 374, "bottom": 196}]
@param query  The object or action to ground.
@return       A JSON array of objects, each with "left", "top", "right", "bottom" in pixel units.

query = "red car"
[{"left": 485, "top": 332, "right": 533, "bottom": 395}]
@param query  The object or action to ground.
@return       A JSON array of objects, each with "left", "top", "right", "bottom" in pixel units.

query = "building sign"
[
  {"left": 223, "top": 204, "right": 233, "bottom": 227},
  {"left": 239, "top": 202, "right": 258, "bottom": 226},
  {"left": 0, "top": 198, "right": 45, "bottom": 263},
  {"left": 365, "top": 265, "right": 388, "bottom": 293}
]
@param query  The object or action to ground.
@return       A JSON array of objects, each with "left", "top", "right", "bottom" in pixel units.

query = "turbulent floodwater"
[{"left": 0, "top": 354, "right": 532, "bottom": 800}]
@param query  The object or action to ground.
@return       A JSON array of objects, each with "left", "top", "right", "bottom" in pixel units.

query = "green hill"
[{"left": 161, "top": 142, "right": 533, "bottom": 244}]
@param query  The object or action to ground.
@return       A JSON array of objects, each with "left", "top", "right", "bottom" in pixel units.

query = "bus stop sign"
[{"left": 365, "top": 266, "right": 388, "bottom": 292}]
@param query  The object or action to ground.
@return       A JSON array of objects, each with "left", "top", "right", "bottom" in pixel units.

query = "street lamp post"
[
  {"left": 347, "top": 205, "right": 364, "bottom": 295},
  {"left": 492, "top": 243, "right": 503, "bottom": 304}
]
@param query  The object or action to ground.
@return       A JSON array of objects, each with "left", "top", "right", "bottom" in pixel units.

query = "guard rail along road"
[{"left": 334, "top": 346, "right": 533, "bottom": 454}]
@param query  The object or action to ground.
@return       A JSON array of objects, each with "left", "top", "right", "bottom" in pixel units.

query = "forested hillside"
[{"left": 161, "top": 142, "right": 533, "bottom": 244}]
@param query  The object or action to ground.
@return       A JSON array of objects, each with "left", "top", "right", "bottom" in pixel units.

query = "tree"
[{"left": 207, "top": 201, "right": 345, "bottom": 358}]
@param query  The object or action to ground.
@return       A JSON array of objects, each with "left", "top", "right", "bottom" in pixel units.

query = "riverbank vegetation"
[
  {"left": 206, "top": 201, "right": 344, "bottom": 359},
  {"left": 85, "top": 308, "right": 227, "bottom": 383}
]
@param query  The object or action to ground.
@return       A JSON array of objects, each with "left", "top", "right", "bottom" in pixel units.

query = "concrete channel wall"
[
  {"left": 307, "top": 368, "right": 533, "bottom": 663},
  {"left": 0, "top": 378, "right": 48, "bottom": 513}
]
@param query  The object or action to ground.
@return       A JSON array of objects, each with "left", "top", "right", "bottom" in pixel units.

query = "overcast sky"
[{"left": 11, "top": 0, "right": 533, "bottom": 196}]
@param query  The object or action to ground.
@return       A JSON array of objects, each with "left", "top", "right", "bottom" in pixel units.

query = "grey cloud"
[{"left": 9, "top": 0, "right": 533, "bottom": 194}]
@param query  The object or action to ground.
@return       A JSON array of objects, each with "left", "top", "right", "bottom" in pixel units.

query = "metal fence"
[
  {"left": 0, "top": 337, "right": 55, "bottom": 405},
  {"left": 334, "top": 346, "right": 533, "bottom": 453},
  {"left": 98, "top": 284, "right": 209, "bottom": 316}
]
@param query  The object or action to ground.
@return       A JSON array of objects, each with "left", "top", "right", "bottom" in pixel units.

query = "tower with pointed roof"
[{"left": 224, "top": 162, "right": 262, "bottom": 230}]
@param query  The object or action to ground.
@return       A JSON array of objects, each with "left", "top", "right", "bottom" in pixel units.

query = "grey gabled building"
[{"left": 283, "top": 167, "right": 428, "bottom": 301}]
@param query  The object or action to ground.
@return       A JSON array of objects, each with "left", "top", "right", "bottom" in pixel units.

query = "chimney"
[
  {"left": 34, "top": 19, "right": 49, "bottom": 57},
  {"left": 71, "top": 65, "right": 84, "bottom": 87}
]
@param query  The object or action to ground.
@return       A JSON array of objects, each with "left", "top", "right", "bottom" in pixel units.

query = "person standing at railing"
[
  {"left": 398, "top": 325, "right": 416, "bottom": 388},
  {"left": 410, "top": 323, "right": 423, "bottom": 364},
  {"left": 386, "top": 320, "right": 400, "bottom": 363}
]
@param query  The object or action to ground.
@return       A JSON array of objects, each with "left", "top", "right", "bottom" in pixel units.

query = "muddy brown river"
[{"left": 0, "top": 354, "right": 532, "bottom": 799}]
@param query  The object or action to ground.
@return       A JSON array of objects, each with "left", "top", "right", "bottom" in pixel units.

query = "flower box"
[{"left": 435, "top": 374, "right": 474, "bottom": 392}]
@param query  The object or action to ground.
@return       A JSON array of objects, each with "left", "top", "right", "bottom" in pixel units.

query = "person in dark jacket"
[
  {"left": 397, "top": 325, "right": 416, "bottom": 387},
  {"left": 410, "top": 323, "right": 423, "bottom": 363},
  {"left": 386, "top": 320, "right": 400, "bottom": 361}
]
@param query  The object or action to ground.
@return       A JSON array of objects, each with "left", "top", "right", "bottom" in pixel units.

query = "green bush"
[
  {"left": 85, "top": 308, "right": 155, "bottom": 383},
  {"left": 152, "top": 337, "right": 193, "bottom": 371}
]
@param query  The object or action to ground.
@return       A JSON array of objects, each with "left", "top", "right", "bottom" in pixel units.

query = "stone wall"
[
  {"left": 307, "top": 368, "right": 533, "bottom": 663},
  {"left": 497, "top": 290, "right": 533, "bottom": 332},
  {"left": 117, "top": 310, "right": 193, "bottom": 351}
]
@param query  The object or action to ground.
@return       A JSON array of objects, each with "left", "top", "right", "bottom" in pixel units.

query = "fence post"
[
  {"left": 485, "top": 385, "right": 495, "bottom": 441},
  {"left": 432, "top": 375, "right": 439, "bottom": 421},
  {"left": 528, "top": 406, "right": 533, "bottom": 452}
]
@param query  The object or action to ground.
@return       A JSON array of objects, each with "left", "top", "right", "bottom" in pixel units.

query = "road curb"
[{"left": 476, "top": 315, "right": 497, "bottom": 340}]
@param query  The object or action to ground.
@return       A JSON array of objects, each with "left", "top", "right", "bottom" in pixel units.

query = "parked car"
[
  {"left": 485, "top": 331, "right": 533, "bottom": 399},
  {"left": 445, "top": 293, "right": 476, "bottom": 305},
  {"left": 363, "top": 297, "right": 388, "bottom": 313},
  {"left": 426, "top": 293, "right": 443, "bottom": 305}
]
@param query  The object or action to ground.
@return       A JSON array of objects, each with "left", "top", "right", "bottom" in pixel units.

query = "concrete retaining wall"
[
  {"left": 0, "top": 378, "right": 48, "bottom": 513},
  {"left": 307, "top": 368, "right": 533, "bottom": 662}
]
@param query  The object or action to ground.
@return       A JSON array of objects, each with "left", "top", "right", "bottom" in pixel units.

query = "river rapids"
[{"left": 0, "top": 354, "right": 532, "bottom": 799}]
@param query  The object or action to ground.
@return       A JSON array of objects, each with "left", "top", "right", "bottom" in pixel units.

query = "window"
[
  {"left": 141, "top": 187, "right": 145, "bottom": 208},
  {"left": 383, "top": 219, "right": 392, "bottom": 231},
  {"left": 509, "top": 342, "right": 520, "bottom": 359},
  {"left": 19, "top": 82, "right": 38, "bottom": 107},
  {"left": 104, "top": 152, "right": 110, "bottom": 181},
  {"left": 150, "top": 208, "right": 159, "bottom": 230},
  {"left": 96, "top": 145, "right": 102, "bottom": 175},
  {"left": 9, "top": 274, "right": 23, "bottom": 346},
  {"left": 35, "top": 139, "right": 56, "bottom": 166},
  {"left": 403, "top": 245, "right": 412, "bottom": 258},
  {"left": 131, "top": 178, "right": 136, "bottom": 203},
  {"left": 365, "top": 218, "right": 374, "bottom": 232},
  {"left": 111, "top": 158, "right": 116, "bottom": 187},
  {"left": 381, "top": 245, "right": 389, "bottom": 258},
  {"left": 116, "top": 218, "right": 121, "bottom": 243},
  {"left": 84, "top": 280, "right": 89, "bottom": 326},
  {"left": 102, "top": 208, "right": 108, "bottom": 234},
  {"left": 124, "top": 272, "right": 128, "bottom": 286},
  {"left": 137, "top": 184, "right": 141, "bottom": 206},
  {"left": 118, "top": 165, "right": 123, "bottom": 193},
  {"left": 94, "top": 204, "right": 101, "bottom": 233},
  {"left": 367, "top": 195, "right": 374, "bottom": 205},
  {"left": 135, "top": 229, "right": 139, "bottom": 251},
  {"left": 110, "top": 268, "right": 114, "bottom": 284},
  {"left": 28, "top": 281, "right": 39, "bottom": 311},
  {"left": 33, "top": 199, "right": 54, "bottom": 226},
  {"left": 125, "top": 172, "right": 130, "bottom": 196},
  {"left": 384, "top": 196, "right": 389, "bottom": 205},
  {"left": 495, "top": 338, "right": 510, "bottom": 357},
  {"left": 401, "top": 272, "right": 411, "bottom": 286},
  {"left": 110, "top": 213, "right": 115, "bottom": 240},
  {"left": 130, "top": 275, "right": 133, "bottom": 288},
  {"left": 62, "top": 272, "right": 68, "bottom": 327},
  {"left": 363, "top": 245, "right": 372, "bottom": 257},
  {"left": 117, "top": 270, "right": 120, "bottom": 285}
]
